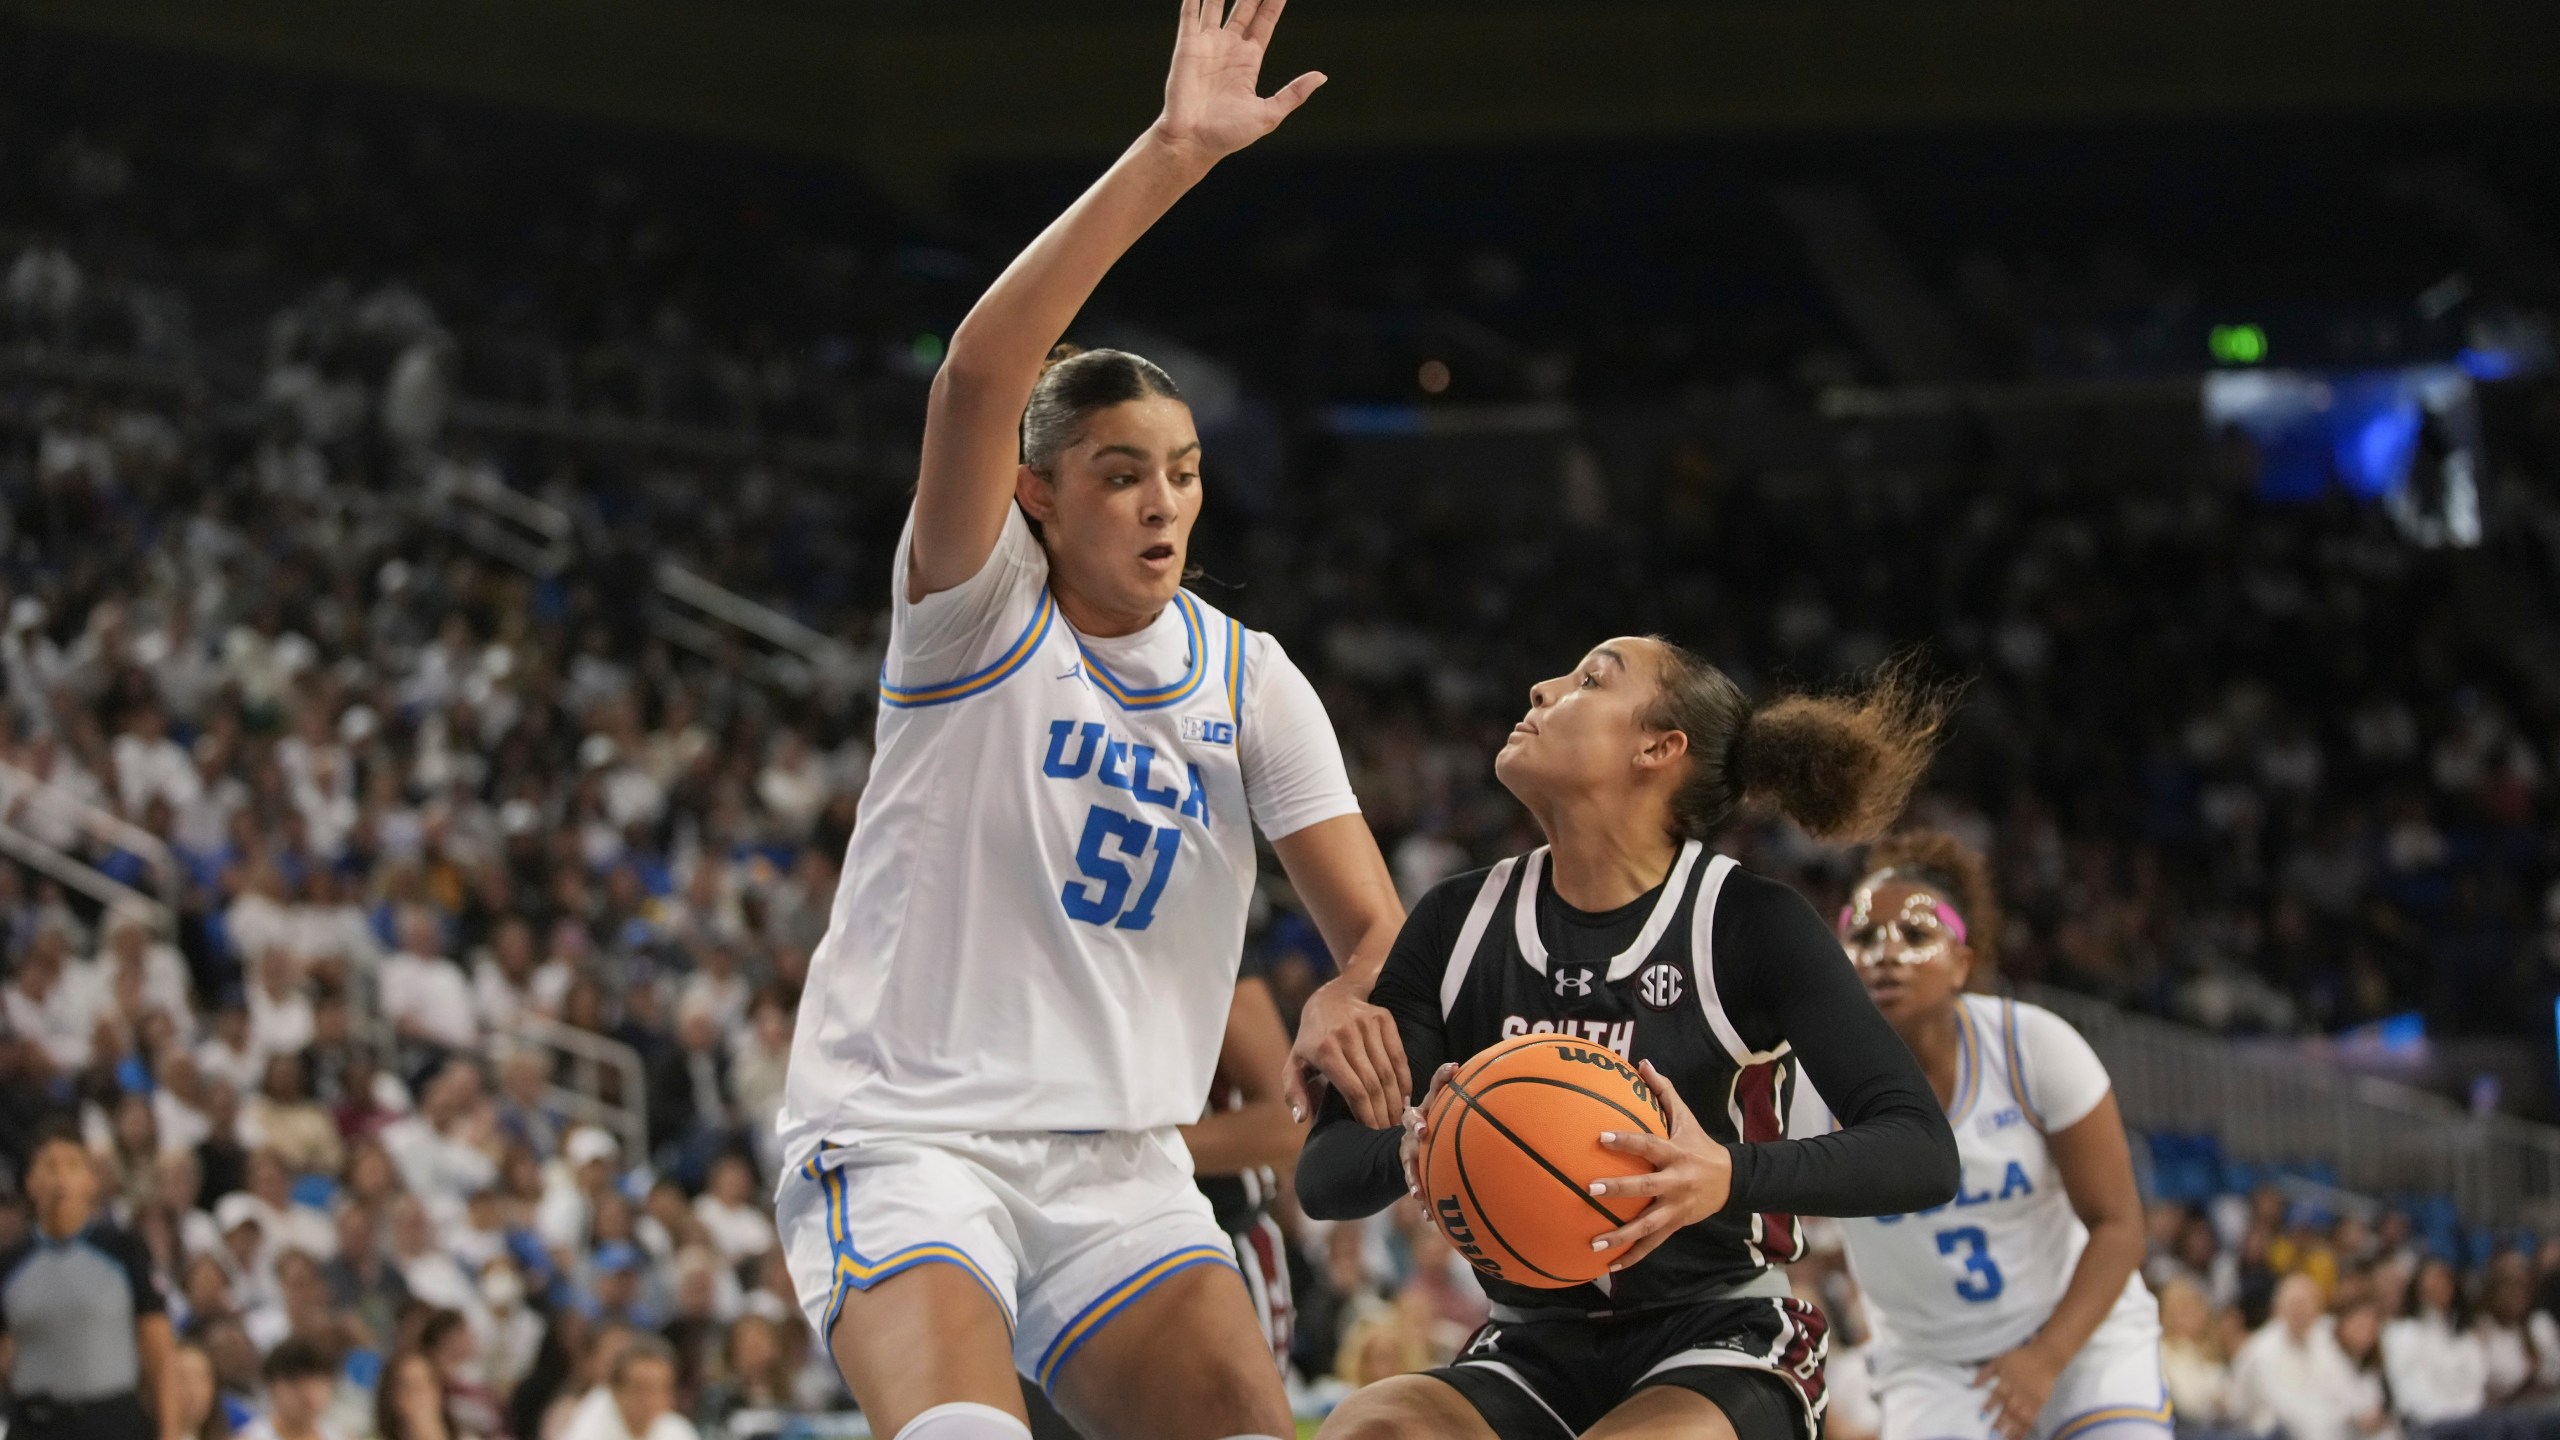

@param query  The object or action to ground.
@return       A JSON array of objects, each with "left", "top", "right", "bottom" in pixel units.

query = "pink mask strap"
[{"left": 1933, "top": 901, "right": 1969, "bottom": 944}]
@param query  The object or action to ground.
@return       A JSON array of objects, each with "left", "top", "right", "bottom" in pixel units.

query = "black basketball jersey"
[
  {"left": 1420, "top": 841, "right": 1798, "bottom": 1312},
  {"left": 1300, "top": 839, "right": 1958, "bottom": 1320}
]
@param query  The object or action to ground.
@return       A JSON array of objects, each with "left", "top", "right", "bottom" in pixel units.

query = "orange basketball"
[{"left": 1419, "top": 1032, "right": 1671, "bottom": 1288}]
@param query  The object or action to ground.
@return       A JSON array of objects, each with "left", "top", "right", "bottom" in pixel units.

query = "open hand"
[
  {"left": 1284, "top": 976, "right": 1411, "bottom": 1129},
  {"left": 1587, "top": 1060, "right": 1733, "bottom": 1271},
  {"left": 1974, "top": 1341, "right": 2064, "bottom": 1440},
  {"left": 1154, "top": 0, "right": 1327, "bottom": 162}
]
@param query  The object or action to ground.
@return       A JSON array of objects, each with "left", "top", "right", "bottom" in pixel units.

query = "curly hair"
[
  {"left": 1642, "top": 644, "right": 1957, "bottom": 845},
  {"left": 1859, "top": 828, "right": 2003, "bottom": 984}
]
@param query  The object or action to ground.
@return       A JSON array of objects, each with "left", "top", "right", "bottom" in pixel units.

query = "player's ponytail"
[
  {"left": 1020, "top": 344, "right": 1183, "bottom": 473},
  {"left": 1646, "top": 643, "right": 1954, "bottom": 845}
]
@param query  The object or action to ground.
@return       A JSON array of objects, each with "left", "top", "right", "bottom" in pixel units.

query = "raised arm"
[{"left": 909, "top": 0, "right": 1326, "bottom": 601}]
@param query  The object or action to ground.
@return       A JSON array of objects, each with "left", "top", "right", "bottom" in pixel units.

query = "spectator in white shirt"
[
  {"left": 380, "top": 1060, "right": 500, "bottom": 1221},
  {"left": 4, "top": 925, "right": 95, "bottom": 1074},
  {"left": 291, "top": 865, "right": 378, "bottom": 976},
  {"left": 472, "top": 917, "right": 569, "bottom": 1036},
  {"left": 2233, "top": 1273, "right": 2366, "bottom": 1440},
  {"left": 245, "top": 946, "right": 315, "bottom": 1059},
  {"left": 691, "top": 1153, "right": 775, "bottom": 1265},
  {"left": 2158, "top": 1276, "right": 2237, "bottom": 1427},
  {"left": 197, "top": 1004, "right": 264, "bottom": 1093},
  {"left": 111, "top": 700, "right": 199, "bottom": 815},
  {"left": 240, "top": 1148, "right": 337, "bottom": 1260},
  {"left": 559, "top": 1335, "right": 697, "bottom": 1440},
  {"left": 2333, "top": 1300, "right": 2400, "bottom": 1440},
  {"left": 536, "top": 1127, "right": 624, "bottom": 1256},
  {"left": 2475, "top": 1252, "right": 2560, "bottom": 1406},
  {"left": 2385, "top": 1258, "right": 2491, "bottom": 1429},
  {"left": 87, "top": 905, "right": 194, "bottom": 1039},
  {"left": 380, "top": 907, "right": 479, "bottom": 1053},
  {"left": 222, "top": 860, "right": 298, "bottom": 978}
]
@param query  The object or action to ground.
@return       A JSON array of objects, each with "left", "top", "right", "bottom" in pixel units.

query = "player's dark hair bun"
[
  {"left": 1643, "top": 644, "right": 1955, "bottom": 845},
  {"left": 1020, "top": 346, "right": 1182, "bottom": 472}
]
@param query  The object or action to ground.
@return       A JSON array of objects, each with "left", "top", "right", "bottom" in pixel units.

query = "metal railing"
[
  {"left": 2022, "top": 983, "right": 2560, "bottom": 1227},
  {"left": 505, "top": 1011, "right": 650, "bottom": 1164},
  {"left": 0, "top": 820, "right": 174, "bottom": 935},
  {"left": 0, "top": 760, "right": 182, "bottom": 919}
]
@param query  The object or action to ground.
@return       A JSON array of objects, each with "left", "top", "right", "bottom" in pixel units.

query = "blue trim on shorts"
[
  {"left": 1031, "top": 1244, "right": 1237, "bottom": 1393},
  {"left": 804, "top": 1157, "right": 1017, "bottom": 1338}
]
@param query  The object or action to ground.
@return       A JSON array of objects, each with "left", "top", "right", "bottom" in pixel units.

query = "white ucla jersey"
[
  {"left": 778, "top": 506, "right": 1360, "bottom": 1163},
  {"left": 1792, "top": 995, "right": 2159, "bottom": 1364}
]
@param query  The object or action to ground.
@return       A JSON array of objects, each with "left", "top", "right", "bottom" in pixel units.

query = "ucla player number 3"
[
  {"left": 1935, "top": 1226, "right": 2004, "bottom": 1303},
  {"left": 1062, "top": 804, "right": 1182, "bottom": 930}
]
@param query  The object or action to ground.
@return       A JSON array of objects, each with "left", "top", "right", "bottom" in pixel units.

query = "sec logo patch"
[{"left": 1638, "top": 962, "right": 1686, "bottom": 1010}]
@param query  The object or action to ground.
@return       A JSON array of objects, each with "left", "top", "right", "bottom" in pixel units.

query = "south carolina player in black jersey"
[{"left": 1299, "top": 638, "right": 1962, "bottom": 1440}]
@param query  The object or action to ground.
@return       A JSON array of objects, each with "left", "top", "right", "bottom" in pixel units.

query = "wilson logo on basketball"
[
  {"left": 1557, "top": 1045, "right": 1638, "bottom": 1086},
  {"left": 1637, "top": 962, "right": 1685, "bottom": 1011},
  {"left": 1435, "top": 1195, "right": 1492, "bottom": 1268}
]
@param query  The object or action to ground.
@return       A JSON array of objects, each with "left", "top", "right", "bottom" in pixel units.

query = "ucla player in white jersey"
[
  {"left": 1790, "top": 833, "right": 2162, "bottom": 1440},
  {"left": 773, "top": 6, "right": 1408, "bottom": 1439}
]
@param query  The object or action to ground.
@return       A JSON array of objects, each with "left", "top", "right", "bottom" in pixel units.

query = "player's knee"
[
  {"left": 894, "top": 1401, "right": 1033, "bottom": 1440},
  {"left": 1318, "top": 1383, "right": 1440, "bottom": 1440}
]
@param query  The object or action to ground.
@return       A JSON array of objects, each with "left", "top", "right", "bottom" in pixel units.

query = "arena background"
[{"left": 4, "top": 1, "right": 2560, "bottom": 1435}]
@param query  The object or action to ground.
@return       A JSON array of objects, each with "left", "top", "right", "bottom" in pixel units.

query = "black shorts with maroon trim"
[{"left": 1431, "top": 1295, "right": 1828, "bottom": 1440}]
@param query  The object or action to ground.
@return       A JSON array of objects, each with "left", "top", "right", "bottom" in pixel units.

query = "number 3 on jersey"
[
  {"left": 1935, "top": 1225, "right": 2004, "bottom": 1303},
  {"left": 1062, "top": 804, "right": 1182, "bottom": 930}
]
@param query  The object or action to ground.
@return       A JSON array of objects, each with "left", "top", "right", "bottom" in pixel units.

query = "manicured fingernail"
[
  {"left": 1609, "top": 1263, "right": 1624, "bottom": 1274},
  {"left": 1589, "top": 1183, "right": 1607, "bottom": 1196},
  {"left": 1599, "top": 1132, "right": 1617, "bottom": 1143},
  {"left": 1591, "top": 1239, "right": 1608, "bottom": 1251}
]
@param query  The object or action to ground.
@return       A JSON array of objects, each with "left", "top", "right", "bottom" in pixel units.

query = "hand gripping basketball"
[{"left": 1589, "top": 1061, "right": 1735, "bottom": 1271}]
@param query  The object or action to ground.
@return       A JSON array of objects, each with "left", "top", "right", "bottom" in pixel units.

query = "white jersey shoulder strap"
[
  {"left": 1441, "top": 854, "right": 1525, "bottom": 1020},
  {"left": 1689, "top": 853, "right": 1790, "bottom": 1068}
]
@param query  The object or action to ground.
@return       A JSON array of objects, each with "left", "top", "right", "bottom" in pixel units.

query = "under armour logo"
[
  {"left": 1553, "top": 968, "right": 1596, "bottom": 998},
  {"left": 1467, "top": 1326, "right": 1501, "bottom": 1354},
  {"left": 1638, "top": 962, "right": 1685, "bottom": 1011}
]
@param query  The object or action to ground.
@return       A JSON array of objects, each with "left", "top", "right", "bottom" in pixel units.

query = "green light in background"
[
  {"left": 910, "top": 332, "right": 946, "bottom": 369},
  {"left": 2208, "top": 324, "right": 2268, "bottom": 365}
]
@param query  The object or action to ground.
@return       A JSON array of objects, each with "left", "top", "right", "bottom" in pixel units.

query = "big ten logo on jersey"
[
  {"left": 1499, "top": 1015, "right": 1636, "bottom": 1058},
  {"left": 1180, "top": 715, "right": 1236, "bottom": 747},
  {"left": 1042, "top": 720, "right": 1212, "bottom": 933}
]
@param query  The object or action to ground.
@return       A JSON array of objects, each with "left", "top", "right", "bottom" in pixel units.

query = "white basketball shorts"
[
  {"left": 1867, "top": 1321, "right": 2169, "bottom": 1440},
  {"left": 778, "top": 1128, "right": 1238, "bottom": 1395}
]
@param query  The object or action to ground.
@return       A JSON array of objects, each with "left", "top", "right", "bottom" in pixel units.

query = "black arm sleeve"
[
  {"left": 1293, "top": 879, "right": 1465, "bottom": 1221},
  {"left": 105, "top": 1227, "right": 165, "bottom": 1316},
  {"left": 1713, "top": 870, "right": 1959, "bottom": 1219}
]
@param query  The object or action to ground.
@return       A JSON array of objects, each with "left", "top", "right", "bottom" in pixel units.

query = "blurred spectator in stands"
[
  {"left": 381, "top": 908, "right": 478, "bottom": 1064},
  {"left": 559, "top": 1334, "right": 693, "bottom": 1440},
  {"left": 2331, "top": 1301, "right": 2397, "bottom": 1440},
  {"left": 2384, "top": 1258, "right": 2488, "bottom": 1431},
  {"left": 2158, "top": 1277, "right": 2236, "bottom": 1429},
  {"left": 171, "top": 1340, "right": 229, "bottom": 1440},
  {"left": 2232, "top": 1273, "right": 2364, "bottom": 1440},
  {"left": 2473, "top": 1252, "right": 2560, "bottom": 1408},
  {"left": 691, "top": 1313, "right": 794, "bottom": 1433},
  {"left": 374, "top": 1348, "right": 477, "bottom": 1440},
  {"left": 239, "top": 1335, "right": 339, "bottom": 1440}
]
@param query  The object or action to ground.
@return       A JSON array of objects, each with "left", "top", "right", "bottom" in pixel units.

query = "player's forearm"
[
  {"left": 1181, "top": 1099, "right": 1308, "bottom": 1175},
  {"left": 1722, "top": 1101, "right": 1957, "bottom": 1219},
  {"left": 2025, "top": 1213, "right": 2145, "bottom": 1364},
  {"left": 939, "top": 129, "right": 1213, "bottom": 396},
  {"left": 1293, "top": 1107, "right": 1406, "bottom": 1220}
]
